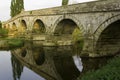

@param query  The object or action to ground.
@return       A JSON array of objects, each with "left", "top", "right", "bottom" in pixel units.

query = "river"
[{"left": 0, "top": 41, "right": 112, "bottom": 80}]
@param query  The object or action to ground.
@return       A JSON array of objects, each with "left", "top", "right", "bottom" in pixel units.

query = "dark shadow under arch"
[
  {"left": 96, "top": 20, "right": 120, "bottom": 55},
  {"left": 13, "top": 23, "right": 16, "bottom": 27},
  {"left": 12, "top": 22, "right": 17, "bottom": 30},
  {"left": 33, "top": 19, "right": 46, "bottom": 33},
  {"left": 54, "top": 19, "right": 78, "bottom": 35},
  {"left": 21, "top": 20, "right": 27, "bottom": 29}
]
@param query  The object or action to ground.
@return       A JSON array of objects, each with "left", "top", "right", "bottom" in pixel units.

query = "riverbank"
[
  {"left": 79, "top": 55, "right": 120, "bottom": 80},
  {"left": 0, "top": 38, "right": 24, "bottom": 50}
]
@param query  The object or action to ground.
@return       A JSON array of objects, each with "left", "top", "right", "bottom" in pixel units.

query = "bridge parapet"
[{"left": 5, "top": 0, "right": 120, "bottom": 23}]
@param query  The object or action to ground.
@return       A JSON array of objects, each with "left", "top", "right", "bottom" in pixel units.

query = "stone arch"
[
  {"left": 94, "top": 14, "right": 120, "bottom": 42},
  {"left": 33, "top": 19, "right": 46, "bottom": 34},
  {"left": 53, "top": 17, "right": 84, "bottom": 47},
  {"left": 12, "top": 22, "right": 17, "bottom": 31},
  {"left": 3, "top": 24, "right": 6, "bottom": 29},
  {"left": 53, "top": 16, "right": 84, "bottom": 35},
  {"left": 54, "top": 19, "right": 78, "bottom": 34},
  {"left": 94, "top": 15, "right": 120, "bottom": 55},
  {"left": 5, "top": 24, "right": 10, "bottom": 30},
  {"left": 21, "top": 20, "right": 27, "bottom": 29},
  {"left": 19, "top": 20, "right": 27, "bottom": 32},
  {"left": 8, "top": 22, "right": 18, "bottom": 36}
]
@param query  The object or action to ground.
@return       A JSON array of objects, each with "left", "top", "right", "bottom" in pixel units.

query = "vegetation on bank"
[
  {"left": 0, "top": 38, "right": 24, "bottom": 50},
  {"left": 79, "top": 56, "right": 120, "bottom": 80}
]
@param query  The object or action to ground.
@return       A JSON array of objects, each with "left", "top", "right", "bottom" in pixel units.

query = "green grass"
[{"left": 80, "top": 56, "right": 120, "bottom": 80}]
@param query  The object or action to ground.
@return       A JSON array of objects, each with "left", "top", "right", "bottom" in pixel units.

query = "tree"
[
  {"left": 0, "top": 20, "right": 2, "bottom": 28},
  {"left": 62, "top": 0, "right": 69, "bottom": 5},
  {"left": 10, "top": 0, "right": 24, "bottom": 17}
]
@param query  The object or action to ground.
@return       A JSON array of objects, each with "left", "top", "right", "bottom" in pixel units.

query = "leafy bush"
[
  {"left": 80, "top": 56, "right": 120, "bottom": 80},
  {"left": 72, "top": 27, "right": 83, "bottom": 42}
]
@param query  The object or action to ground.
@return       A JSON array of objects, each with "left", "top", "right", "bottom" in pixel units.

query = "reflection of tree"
[{"left": 11, "top": 53, "right": 24, "bottom": 80}]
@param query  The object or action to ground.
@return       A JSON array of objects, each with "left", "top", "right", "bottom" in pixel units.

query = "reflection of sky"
[
  {"left": 0, "top": 51, "right": 13, "bottom": 80},
  {"left": 21, "top": 67, "right": 45, "bottom": 80},
  {"left": 0, "top": 51, "right": 45, "bottom": 80},
  {"left": 73, "top": 55, "right": 83, "bottom": 72}
]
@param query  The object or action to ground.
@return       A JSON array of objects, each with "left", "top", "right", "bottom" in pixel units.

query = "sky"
[{"left": 0, "top": 0, "right": 96, "bottom": 21}]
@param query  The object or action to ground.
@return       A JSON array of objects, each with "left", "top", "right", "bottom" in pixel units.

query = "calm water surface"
[
  {"left": 0, "top": 41, "right": 111, "bottom": 80},
  {"left": 0, "top": 51, "right": 45, "bottom": 80}
]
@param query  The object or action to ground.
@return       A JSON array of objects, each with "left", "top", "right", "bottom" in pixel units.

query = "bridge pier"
[{"left": 80, "top": 33, "right": 95, "bottom": 57}]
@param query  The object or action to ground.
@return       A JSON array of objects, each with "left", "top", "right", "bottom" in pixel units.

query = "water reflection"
[
  {"left": 32, "top": 47, "right": 45, "bottom": 65},
  {"left": 0, "top": 41, "right": 111, "bottom": 80},
  {"left": 53, "top": 54, "right": 80, "bottom": 80},
  {"left": 0, "top": 51, "right": 13, "bottom": 80},
  {"left": 10, "top": 42, "right": 82, "bottom": 80},
  {"left": 11, "top": 54, "right": 23, "bottom": 80}
]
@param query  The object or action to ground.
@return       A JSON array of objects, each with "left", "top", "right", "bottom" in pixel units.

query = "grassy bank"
[
  {"left": 80, "top": 56, "right": 120, "bottom": 80},
  {"left": 0, "top": 38, "right": 24, "bottom": 49}
]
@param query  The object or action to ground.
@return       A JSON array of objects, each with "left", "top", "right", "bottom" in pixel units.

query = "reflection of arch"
[
  {"left": 21, "top": 20, "right": 27, "bottom": 29},
  {"left": 95, "top": 19, "right": 120, "bottom": 54},
  {"left": 21, "top": 48, "right": 27, "bottom": 57},
  {"left": 33, "top": 47, "right": 45, "bottom": 65},
  {"left": 33, "top": 19, "right": 46, "bottom": 33},
  {"left": 53, "top": 55, "right": 80, "bottom": 80}
]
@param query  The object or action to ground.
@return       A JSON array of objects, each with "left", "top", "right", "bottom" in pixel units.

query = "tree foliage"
[
  {"left": 0, "top": 20, "right": 2, "bottom": 28},
  {"left": 62, "top": 0, "right": 69, "bottom": 5},
  {"left": 10, "top": 0, "right": 24, "bottom": 17}
]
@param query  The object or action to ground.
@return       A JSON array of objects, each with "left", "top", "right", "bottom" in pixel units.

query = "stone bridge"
[{"left": 4, "top": 0, "right": 120, "bottom": 57}]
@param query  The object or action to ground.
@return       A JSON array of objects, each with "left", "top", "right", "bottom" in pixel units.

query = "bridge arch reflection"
[{"left": 11, "top": 42, "right": 83, "bottom": 80}]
